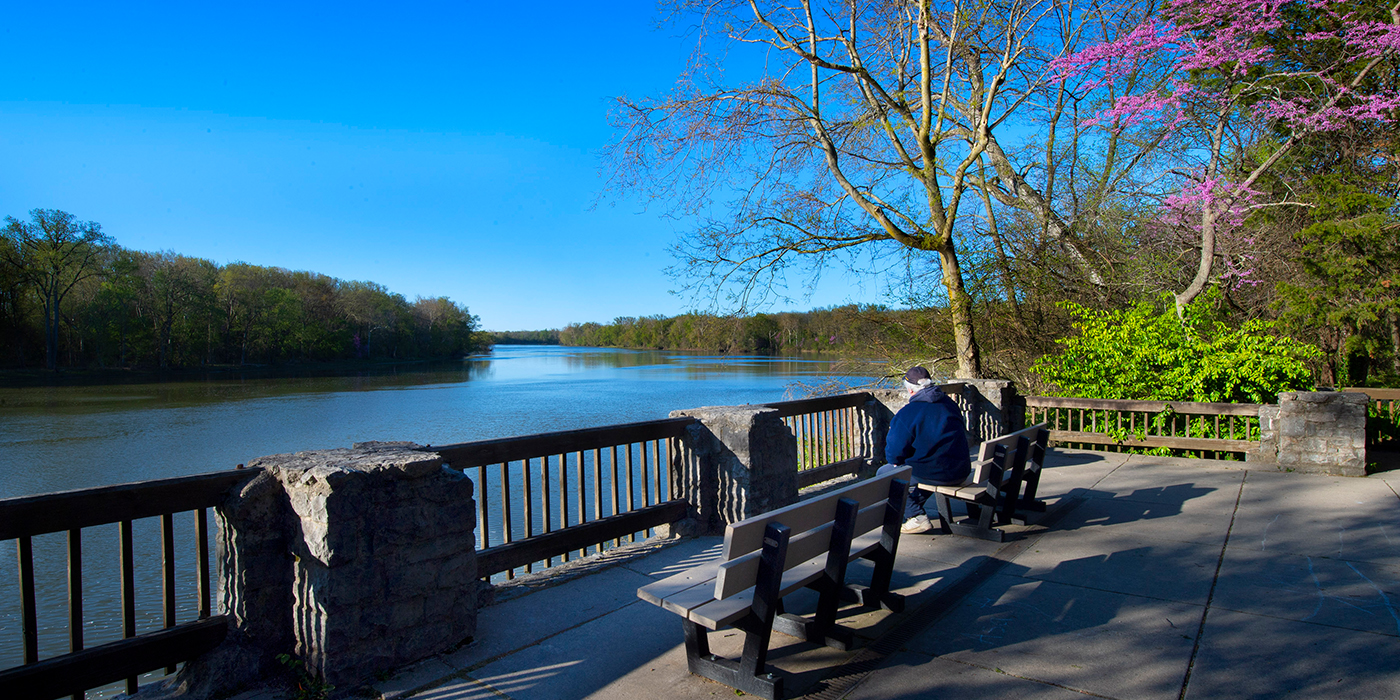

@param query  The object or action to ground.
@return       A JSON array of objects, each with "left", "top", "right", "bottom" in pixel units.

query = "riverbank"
[{"left": 0, "top": 356, "right": 490, "bottom": 389}]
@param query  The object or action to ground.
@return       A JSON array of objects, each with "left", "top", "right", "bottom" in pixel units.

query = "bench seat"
[
  {"left": 916, "top": 423, "right": 1049, "bottom": 541},
  {"left": 641, "top": 527, "right": 887, "bottom": 630},
  {"left": 636, "top": 466, "right": 911, "bottom": 699}
]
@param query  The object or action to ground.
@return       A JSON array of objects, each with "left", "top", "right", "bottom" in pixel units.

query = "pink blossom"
[{"left": 1056, "top": 0, "right": 1400, "bottom": 137}]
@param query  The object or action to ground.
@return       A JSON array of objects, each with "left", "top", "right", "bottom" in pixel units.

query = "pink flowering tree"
[{"left": 1055, "top": 0, "right": 1400, "bottom": 315}]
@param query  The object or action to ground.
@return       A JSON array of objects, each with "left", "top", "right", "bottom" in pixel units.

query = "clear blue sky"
[{"left": 0, "top": 1, "right": 891, "bottom": 331}]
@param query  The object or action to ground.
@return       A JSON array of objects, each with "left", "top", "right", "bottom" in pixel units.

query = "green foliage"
[
  {"left": 1032, "top": 295, "right": 1320, "bottom": 403},
  {"left": 1275, "top": 179, "right": 1400, "bottom": 385},
  {"left": 488, "top": 329, "right": 561, "bottom": 345},
  {"left": 0, "top": 217, "right": 485, "bottom": 369},
  {"left": 276, "top": 653, "right": 334, "bottom": 700},
  {"left": 556, "top": 305, "right": 932, "bottom": 356}
]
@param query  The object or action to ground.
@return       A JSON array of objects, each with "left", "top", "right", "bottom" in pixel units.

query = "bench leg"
[
  {"left": 852, "top": 479, "right": 907, "bottom": 613},
  {"left": 1012, "top": 463, "right": 1047, "bottom": 524},
  {"left": 774, "top": 496, "right": 860, "bottom": 650},
  {"left": 682, "top": 619, "right": 711, "bottom": 666},
  {"left": 1013, "top": 435, "right": 1050, "bottom": 525},
  {"left": 937, "top": 497, "right": 1006, "bottom": 542},
  {"left": 933, "top": 492, "right": 956, "bottom": 535},
  {"left": 678, "top": 522, "right": 789, "bottom": 700},
  {"left": 682, "top": 620, "right": 783, "bottom": 699},
  {"left": 812, "top": 497, "right": 859, "bottom": 648}
]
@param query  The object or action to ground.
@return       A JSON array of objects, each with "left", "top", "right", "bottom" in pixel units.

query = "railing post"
[
  {"left": 1252, "top": 392, "right": 1368, "bottom": 476},
  {"left": 668, "top": 406, "right": 799, "bottom": 536},
  {"left": 170, "top": 441, "right": 479, "bottom": 694}
]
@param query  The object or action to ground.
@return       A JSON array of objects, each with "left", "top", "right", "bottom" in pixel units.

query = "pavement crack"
[
  {"left": 941, "top": 658, "right": 1121, "bottom": 699},
  {"left": 1176, "top": 470, "right": 1246, "bottom": 700}
]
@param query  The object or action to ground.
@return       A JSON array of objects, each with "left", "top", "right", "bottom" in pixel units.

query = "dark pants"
[{"left": 877, "top": 464, "right": 962, "bottom": 519}]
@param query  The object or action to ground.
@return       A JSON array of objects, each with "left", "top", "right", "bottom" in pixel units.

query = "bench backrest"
[
  {"left": 974, "top": 422, "right": 1049, "bottom": 463},
  {"left": 964, "top": 423, "right": 1047, "bottom": 487},
  {"left": 712, "top": 465, "right": 911, "bottom": 600}
]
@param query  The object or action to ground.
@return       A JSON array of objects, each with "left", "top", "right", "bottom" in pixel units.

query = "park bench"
[
  {"left": 924, "top": 423, "right": 1050, "bottom": 541},
  {"left": 637, "top": 466, "right": 912, "bottom": 700}
]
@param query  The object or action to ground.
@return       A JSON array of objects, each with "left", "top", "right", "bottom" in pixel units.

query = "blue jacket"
[{"left": 885, "top": 386, "right": 971, "bottom": 485}]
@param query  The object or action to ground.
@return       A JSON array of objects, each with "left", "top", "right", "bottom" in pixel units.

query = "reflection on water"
[
  {"left": 0, "top": 345, "right": 873, "bottom": 694},
  {"left": 0, "top": 346, "right": 871, "bottom": 500}
]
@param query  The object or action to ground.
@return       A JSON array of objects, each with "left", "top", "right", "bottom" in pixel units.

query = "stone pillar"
[
  {"left": 668, "top": 406, "right": 799, "bottom": 536},
  {"left": 948, "top": 378, "right": 1021, "bottom": 444},
  {"left": 857, "top": 391, "right": 898, "bottom": 470},
  {"left": 1253, "top": 392, "right": 1368, "bottom": 477},
  {"left": 1252, "top": 405, "right": 1282, "bottom": 465},
  {"left": 156, "top": 470, "right": 296, "bottom": 699},
  {"left": 162, "top": 441, "right": 479, "bottom": 696}
]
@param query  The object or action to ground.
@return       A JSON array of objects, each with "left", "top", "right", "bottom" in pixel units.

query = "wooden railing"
[
  {"left": 1024, "top": 396, "right": 1263, "bottom": 457},
  {"left": 766, "top": 393, "right": 873, "bottom": 489},
  {"left": 1343, "top": 387, "right": 1400, "bottom": 447},
  {"left": 0, "top": 396, "right": 883, "bottom": 697},
  {"left": 0, "top": 469, "right": 256, "bottom": 700},
  {"left": 431, "top": 417, "right": 695, "bottom": 581}
]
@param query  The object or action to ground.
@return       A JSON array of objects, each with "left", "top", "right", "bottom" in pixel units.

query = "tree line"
[
  {"left": 558, "top": 307, "right": 943, "bottom": 356},
  {"left": 606, "top": 0, "right": 1400, "bottom": 392},
  {"left": 487, "top": 330, "right": 561, "bottom": 345},
  {"left": 0, "top": 209, "right": 485, "bottom": 371}
]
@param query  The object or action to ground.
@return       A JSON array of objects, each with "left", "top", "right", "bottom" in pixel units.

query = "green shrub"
[{"left": 1032, "top": 296, "right": 1320, "bottom": 403}]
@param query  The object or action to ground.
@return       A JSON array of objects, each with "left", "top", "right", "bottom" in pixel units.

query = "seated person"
[{"left": 877, "top": 366, "right": 972, "bottom": 533}]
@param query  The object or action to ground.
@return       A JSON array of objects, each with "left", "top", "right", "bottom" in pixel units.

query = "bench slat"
[
  {"left": 638, "top": 566, "right": 718, "bottom": 608},
  {"left": 721, "top": 466, "right": 910, "bottom": 560},
  {"left": 714, "top": 499, "right": 889, "bottom": 599},
  {"left": 976, "top": 423, "right": 1048, "bottom": 460},
  {"left": 690, "top": 530, "right": 885, "bottom": 629},
  {"left": 660, "top": 576, "right": 727, "bottom": 618},
  {"left": 930, "top": 483, "right": 992, "bottom": 499}
]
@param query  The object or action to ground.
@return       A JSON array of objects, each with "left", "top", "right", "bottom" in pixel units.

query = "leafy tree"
[
  {"left": 135, "top": 251, "right": 218, "bottom": 368},
  {"left": 1276, "top": 182, "right": 1400, "bottom": 385},
  {"left": 1032, "top": 295, "right": 1321, "bottom": 403},
  {"left": 1055, "top": 0, "right": 1400, "bottom": 315},
  {"left": 0, "top": 209, "right": 113, "bottom": 370}
]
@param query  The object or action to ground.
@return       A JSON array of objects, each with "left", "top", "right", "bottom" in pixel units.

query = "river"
[{"left": 0, "top": 345, "right": 873, "bottom": 693}]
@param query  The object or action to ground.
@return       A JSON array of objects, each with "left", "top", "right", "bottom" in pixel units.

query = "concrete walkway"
[{"left": 369, "top": 450, "right": 1400, "bottom": 700}]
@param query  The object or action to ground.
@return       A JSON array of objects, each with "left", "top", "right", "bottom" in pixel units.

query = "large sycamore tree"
[
  {"left": 608, "top": 0, "right": 1137, "bottom": 378},
  {"left": 1, "top": 209, "right": 111, "bottom": 370}
]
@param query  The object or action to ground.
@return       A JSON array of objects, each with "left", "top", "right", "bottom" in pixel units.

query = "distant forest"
[
  {"left": 556, "top": 307, "right": 937, "bottom": 356},
  {"left": 1, "top": 209, "right": 485, "bottom": 371},
  {"left": 488, "top": 330, "right": 561, "bottom": 345}
]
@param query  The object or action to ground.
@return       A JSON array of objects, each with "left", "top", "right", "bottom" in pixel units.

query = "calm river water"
[{"left": 0, "top": 345, "right": 871, "bottom": 692}]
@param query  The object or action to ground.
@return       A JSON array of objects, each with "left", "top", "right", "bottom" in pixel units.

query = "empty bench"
[
  {"left": 924, "top": 423, "right": 1050, "bottom": 541},
  {"left": 637, "top": 466, "right": 912, "bottom": 699}
]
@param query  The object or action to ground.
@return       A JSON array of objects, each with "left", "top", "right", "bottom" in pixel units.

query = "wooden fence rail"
[
  {"left": 0, "top": 469, "right": 257, "bottom": 700},
  {"left": 431, "top": 417, "right": 696, "bottom": 580},
  {"left": 0, "top": 396, "right": 886, "bottom": 697},
  {"left": 1024, "top": 396, "right": 1263, "bottom": 456},
  {"left": 766, "top": 393, "right": 872, "bottom": 489}
]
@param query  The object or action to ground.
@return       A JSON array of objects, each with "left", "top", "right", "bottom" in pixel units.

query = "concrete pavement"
[{"left": 366, "top": 450, "right": 1400, "bottom": 700}]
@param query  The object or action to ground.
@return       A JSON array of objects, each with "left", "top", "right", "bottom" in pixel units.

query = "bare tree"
[
  {"left": 608, "top": 0, "right": 1144, "bottom": 377},
  {"left": 0, "top": 209, "right": 112, "bottom": 370}
]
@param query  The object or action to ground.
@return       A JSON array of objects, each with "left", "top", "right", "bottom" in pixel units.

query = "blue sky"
[{"left": 0, "top": 1, "right": 891, "bottom": 330}]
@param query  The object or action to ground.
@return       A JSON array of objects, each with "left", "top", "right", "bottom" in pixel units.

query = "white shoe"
[{"left": 901, "top": 514, "right": 934, "bottom": 534}]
